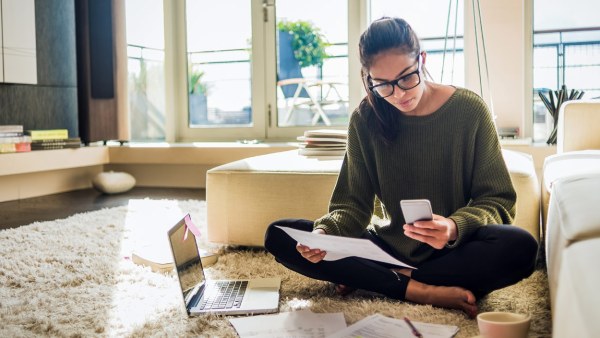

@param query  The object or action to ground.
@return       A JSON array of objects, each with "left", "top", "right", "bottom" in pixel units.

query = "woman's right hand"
[{"left": 296, "top": 228, "right": 327, "bottom": 263}]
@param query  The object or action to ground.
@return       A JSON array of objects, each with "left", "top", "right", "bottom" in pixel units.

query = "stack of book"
[
  {"left": 25, "top": 129, "right": 82, "bottom": 150},
  {"left": 296, "top": 129, "right": 347, "bottom": 158},
  {"left": 0, "top": 125, "right": 31, "bottom": 153}
]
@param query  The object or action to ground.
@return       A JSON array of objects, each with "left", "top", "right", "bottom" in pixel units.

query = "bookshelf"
[
  {"left": 0, "top": 146, "right": 108, "bottom": 176},
  {"left": 0, "top": 147, "right": 108, "bottom": 202}
]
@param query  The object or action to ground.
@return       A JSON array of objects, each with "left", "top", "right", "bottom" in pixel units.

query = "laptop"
[{"left": 167, "top": 214, "right": 281, "bottom": 316}]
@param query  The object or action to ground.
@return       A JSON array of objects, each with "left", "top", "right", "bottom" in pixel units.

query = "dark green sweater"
[{"left": 314, "top": 87, "right": 516, "bottom": 266}]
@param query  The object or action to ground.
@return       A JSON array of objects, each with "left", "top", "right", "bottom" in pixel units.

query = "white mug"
[{"left": 477, "top": 311, "right": 531, "bottom": 338}]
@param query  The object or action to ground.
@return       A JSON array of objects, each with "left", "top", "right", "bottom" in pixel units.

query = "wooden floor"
[{"left": 0, "top": 187, "right": 206, "bottom": 230}]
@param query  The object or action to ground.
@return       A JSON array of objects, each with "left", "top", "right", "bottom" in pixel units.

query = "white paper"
[
  {"left": 276, "top": 226, "right": 415, "bottom": 269},
  {"left": 326, "top": 314, "right": 459, "bottom": 338},
  {"left": 229, "top": 309, "right": 347, "bottom": 338}
]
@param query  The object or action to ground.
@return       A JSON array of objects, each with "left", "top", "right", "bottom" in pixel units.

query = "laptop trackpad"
[
  {"left": 247, "top": 277, "right": 281, "bottom": 289},
  {"left": 241, "top": 277, "right": 280, "bottom": 309}
]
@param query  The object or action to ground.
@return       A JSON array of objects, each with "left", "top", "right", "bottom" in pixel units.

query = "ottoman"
[
  {"left": 206, "top": 150, "right": 342, "bottom": 246},
  {"left": 206, "top": 149, "right": 541, "bottom": 247}
]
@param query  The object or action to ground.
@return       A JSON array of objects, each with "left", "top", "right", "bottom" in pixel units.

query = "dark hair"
[{"left": 359, "top": 17, "right": 421, "bottom": 144}]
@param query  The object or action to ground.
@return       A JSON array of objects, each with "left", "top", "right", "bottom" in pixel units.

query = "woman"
[{"left": 264, "top": 17, "right": 537, "bottom": 317}]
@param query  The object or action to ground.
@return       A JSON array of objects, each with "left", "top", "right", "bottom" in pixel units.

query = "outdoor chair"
[{"left": 277, "top": 31, "right": 346, "bottom": 126}]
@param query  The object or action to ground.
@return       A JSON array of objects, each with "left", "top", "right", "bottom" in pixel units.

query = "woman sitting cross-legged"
[{"left": 264, "top": 16, "right": 538, "bottom": 318}]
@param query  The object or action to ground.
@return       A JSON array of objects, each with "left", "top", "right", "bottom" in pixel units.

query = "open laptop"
[{"left": 167, "top": 214, "right": 281, "bottom": 316}]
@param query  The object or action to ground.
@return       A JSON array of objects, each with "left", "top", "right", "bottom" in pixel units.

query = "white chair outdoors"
[{"left": 277, "top": 31, "right": 346, "bottom": 126}]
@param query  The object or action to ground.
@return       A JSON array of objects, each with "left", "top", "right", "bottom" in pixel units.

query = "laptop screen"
[{"left": 168, "top": 217, "right": 205, "bottom": 306}]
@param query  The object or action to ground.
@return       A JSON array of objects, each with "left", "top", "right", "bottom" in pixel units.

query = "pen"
[{"left": 404, "top": 316, "right": 423, "bottom": 338}]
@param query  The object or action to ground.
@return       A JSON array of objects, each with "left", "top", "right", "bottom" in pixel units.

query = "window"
[
  {"left": 533, "top": 0, "right": 600, "bottom": 143},
  {"left": 181, "top": 0, "right": 351, "bottom": 141},
  {"left": 125, "top": 0, "right": 354, "bottom": 142},
  {"left": 128, "top": 1, "right": 567, "bottom": 143},
  {"left": 125, "top": 0, "right": 166, "bottom": 141}
]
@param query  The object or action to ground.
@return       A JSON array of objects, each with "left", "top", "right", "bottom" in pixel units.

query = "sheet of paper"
[
  {"left": 276, "top": 226, "right": 415, "bottom": 269},
  {"left": 327, "top": 314, "right": 459, "bottom": 338},
  {"left": 229, "top": 309, "right": 347, "bottom": 338}
]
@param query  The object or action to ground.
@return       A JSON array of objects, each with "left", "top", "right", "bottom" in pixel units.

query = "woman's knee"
[
  {"left": 263, "top": 218, "right": 313, "bottom": 253},
  {"left": 263, "top": 220, "right": 285, "bottom": 253},
  {"left": 503, "top": 226, "right": 539, "bottom": 272}
]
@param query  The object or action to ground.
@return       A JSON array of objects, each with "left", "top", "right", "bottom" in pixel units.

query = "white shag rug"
[{"left": 0, "top": 199, "right": 551, "bottom": 337}]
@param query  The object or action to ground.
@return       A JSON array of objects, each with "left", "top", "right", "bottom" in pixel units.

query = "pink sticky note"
[{"left": 184, "top": 214, "right": 201, "bottom": 237}]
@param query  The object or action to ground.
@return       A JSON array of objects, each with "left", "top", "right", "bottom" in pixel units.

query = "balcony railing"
[{"left": 126, "top": 26, "right": 600, "bottom": 140}]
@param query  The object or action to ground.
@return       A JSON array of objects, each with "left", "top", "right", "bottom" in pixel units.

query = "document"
[
  {"left": 229, "top": 309, "right": 347, "bottom": 338},
  {"left": 276, "top": 226, "right": 415, "bottom": 269},
  {"left": 326, "top": 314, "right": 459, "bottom": 338}
]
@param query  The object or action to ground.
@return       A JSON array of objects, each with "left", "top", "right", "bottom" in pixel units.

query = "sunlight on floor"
[{"left": 106, "top": 199, "right": 191, "bottom": 334}]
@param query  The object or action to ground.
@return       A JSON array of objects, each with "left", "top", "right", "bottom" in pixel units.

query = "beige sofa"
[
  {"left": 541, "top": 100, "right": 600, "bottom": 230},
  {"left": 545, "top": 174, "right": 600, "bottom": 337},
  {"left": 542, "top": 100, "right": 600, "bottom": 337},
  {"left": 206, "top": 148, "right": 540, "bottom": 247}
]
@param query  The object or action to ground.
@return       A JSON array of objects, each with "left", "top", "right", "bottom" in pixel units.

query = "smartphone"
[{"left": 400, "top": 199, "right": 433, "bottom": 224}]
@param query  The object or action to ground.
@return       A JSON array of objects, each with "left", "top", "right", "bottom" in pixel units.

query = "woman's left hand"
[{"left": 403, "top": 214, "right": 458, "bottom": 249}]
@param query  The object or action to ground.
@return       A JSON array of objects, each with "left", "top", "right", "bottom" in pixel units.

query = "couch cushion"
[
  {"left": 557, "top": 100, "right": 600, "bottom": 153},
  {"left": 541, "top": 150, "right": 600, "bottom": 229},
  {"left": 545, "top": 173, "right": 600, "bottom": 308},
  {"left": 553, "top": 238, "right": 600, "bottom": 337},
  {"left": 502, "top": 149, "right": 540, "bottom": 241}
]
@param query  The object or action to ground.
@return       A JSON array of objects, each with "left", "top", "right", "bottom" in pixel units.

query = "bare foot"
[
  {"left": 405, "top": 279, "right": 478, "bottom": 318},
  {"left": 333, "top": 284, "right": 356, "bottom": 297}
]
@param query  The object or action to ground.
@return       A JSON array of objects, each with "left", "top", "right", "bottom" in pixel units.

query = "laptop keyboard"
[{"left": 198, "top": 280, "right": 248, "bottom": 310}]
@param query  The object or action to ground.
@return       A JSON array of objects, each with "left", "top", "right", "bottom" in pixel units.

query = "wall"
[
  {"left": 464, "top": 0, "right": 533, "bottom": 139},
  {"left": 0, "top": 0, "right": 78, "bottom": 137}
]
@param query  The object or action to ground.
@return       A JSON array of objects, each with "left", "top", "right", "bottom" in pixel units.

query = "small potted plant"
[
  {"left": 538, "top": 84, "right": 584, "bottom": 145},
  {"left": 188, "top": 67, "right": 209, "bottom": 124},
  {"left": 277, "top": 20, "right": 329, "bottom": 69}
]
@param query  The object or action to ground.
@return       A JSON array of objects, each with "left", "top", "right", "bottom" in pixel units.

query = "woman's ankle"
[{"left": 405, "top": 279, "right": 478, "bottom": 318}]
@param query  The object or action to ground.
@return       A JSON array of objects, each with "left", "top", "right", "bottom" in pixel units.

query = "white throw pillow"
[{"left": 92, "top": 171, "right": 136, "bottom": 194}]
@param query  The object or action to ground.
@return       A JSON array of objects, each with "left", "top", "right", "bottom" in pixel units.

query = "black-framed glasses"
[{"left": 368, "top": 55, "right": 422, "bottom": 98}]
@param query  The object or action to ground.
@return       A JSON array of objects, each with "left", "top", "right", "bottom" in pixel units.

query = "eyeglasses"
[{"left": 368, "top": 55, "right": 422, "bottom": 98}]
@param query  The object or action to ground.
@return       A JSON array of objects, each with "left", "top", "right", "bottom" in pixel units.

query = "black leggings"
[{"left": 264, "top": 219, "right": 538, "bottom": 300}]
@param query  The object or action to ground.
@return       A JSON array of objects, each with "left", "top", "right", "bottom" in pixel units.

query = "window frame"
[
  {"left": 164, "top": 0, "right": 362, "bottom": 142},
  {"left": 151, "top": 0, "right": 543, "bottom": 143}
]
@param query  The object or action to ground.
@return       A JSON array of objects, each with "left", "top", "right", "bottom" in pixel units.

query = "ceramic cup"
[{"left": 477, "top": 312, "right": 531, "bottom": 338}]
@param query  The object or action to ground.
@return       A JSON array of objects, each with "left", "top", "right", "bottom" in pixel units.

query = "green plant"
[
  {"left": 538, "top": 84, "right": 585, "bottom": 145},
  {"left": 188, "top": 68, "right": 207, "bottom": 95},
  {"left": 277, "top": 20, "right": 328, "bottom": 68}
]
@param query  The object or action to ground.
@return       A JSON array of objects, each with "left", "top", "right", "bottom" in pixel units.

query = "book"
[
  {"left": 297, "top": 129, "right": 347, "bottom": 158},
  {"left": 303, "top": 129, "right": 348, "bottom": 139},
  {"left": 0, "top": 132, "right": 24, "bottom": 137},
  {"left": 31, "top": 137, "right": 81, "bottom": 145},
  {"left": 30, "top": 137, "right": 82, "bottom": 150},
  {"left": 131, "top": 246, "right": 218, "bottom": 273},
  {"left": 298, "top": 148, "right": 346, "bottom": 157},
  {"left": 0, "top": 135, "right": 32, "bottom": 153},
  {"left": 0, "top": 125, "right": 24, "bottom": 133},
  {"left": 30, "top": 143, "right": 82, "bottom": 151},
  {"left": 25, "top": 129, "right": 69, "bottom": 141}
]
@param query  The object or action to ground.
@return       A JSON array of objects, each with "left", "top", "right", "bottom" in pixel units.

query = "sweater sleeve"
[
  {"left": 447, "top": 96, "right": 516, "bottom": 247},
  {"left": 313, "top": 112, "right": 375, "bottom": 237}
]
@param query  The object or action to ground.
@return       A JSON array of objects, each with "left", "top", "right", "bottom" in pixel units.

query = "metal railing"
[{"left": 126, "top": 27, "right": 600, "bottom": 138}]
